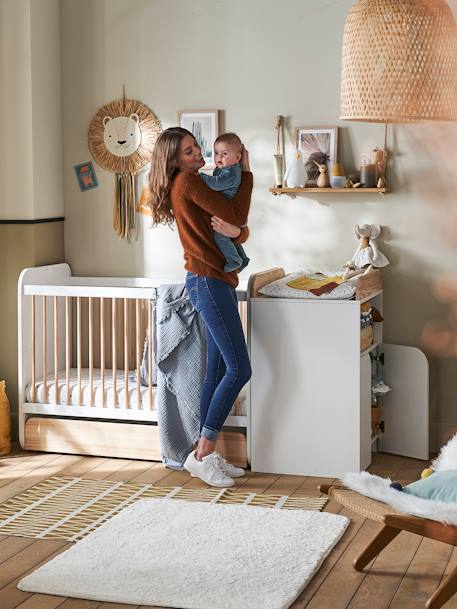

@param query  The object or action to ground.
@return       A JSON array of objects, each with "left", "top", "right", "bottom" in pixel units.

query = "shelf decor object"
[
  {"left": 340, "top": 0, "right": 457, "bottom": 122},
  {"left": 269, "top": 187, "right": 387, "bottom": 195},
  {"left": 273, "top": 115, "right": 285, "bottom": 188},
  {"left": 88, "top": 88, "right": 162, "bottom": 240}
]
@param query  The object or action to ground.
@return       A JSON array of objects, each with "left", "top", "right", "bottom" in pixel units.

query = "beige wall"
[
  {"left": 59, "top": 0, "right": 457, "bottom": 449},
  {"left": 0, "top": 222, "right": 64, "bottom": 434}
]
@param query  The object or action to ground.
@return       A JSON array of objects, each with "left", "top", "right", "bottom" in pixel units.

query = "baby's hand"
[{"left": 241, "top": 146, "right": 250, "bottom": 171}]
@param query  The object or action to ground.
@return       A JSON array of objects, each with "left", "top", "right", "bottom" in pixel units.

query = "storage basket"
[
  {"left": 360, "top": 324, "right": 374, "bottom": 352},
  {"left": 356, "top": 269, "right": 382, "bottom": 300}
]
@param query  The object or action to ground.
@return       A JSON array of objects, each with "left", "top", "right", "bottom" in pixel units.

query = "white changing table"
[{"left": 249, "top": 286, "right": 429, "bottom": 477}]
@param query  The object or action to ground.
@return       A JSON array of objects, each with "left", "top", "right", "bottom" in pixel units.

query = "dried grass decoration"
[{"left": 88, "top": 97, "right": 162, "bottom": 240}]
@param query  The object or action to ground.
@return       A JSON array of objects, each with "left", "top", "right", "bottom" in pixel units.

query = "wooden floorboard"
[
  {"left": 0, "top": 449, "right": 436, "bottom": 609},
  {"left": 387, "top": 537, "right": 453, "bottom": 609},
  {"left": 436, "top": 547, "right": 457, "bottom": 609}
]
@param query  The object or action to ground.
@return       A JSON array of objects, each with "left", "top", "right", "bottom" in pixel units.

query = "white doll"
[
  {"left": 284, "top": 150, "right": 307, "bottom": 188},
  {"left": 343, "top": 224, "right": 389, "bottom": 280}
]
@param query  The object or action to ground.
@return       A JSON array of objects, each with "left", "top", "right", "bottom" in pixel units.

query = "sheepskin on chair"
[{"left": 343, "top": 432, "right": 457, "bottom": 525}]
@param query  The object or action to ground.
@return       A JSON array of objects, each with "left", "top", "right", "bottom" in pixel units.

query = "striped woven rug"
[{"left": 0, "top": 476, "right": 327, "bottom": 542}]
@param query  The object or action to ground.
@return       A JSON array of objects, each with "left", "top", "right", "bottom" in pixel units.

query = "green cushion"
[{"left": 403, "top": 470, "right": 457, "bottom": 503}]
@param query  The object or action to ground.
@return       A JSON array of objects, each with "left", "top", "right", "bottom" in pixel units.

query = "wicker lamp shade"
[{"left": 341, "top": 0, "right": 457, "bottom": 123}]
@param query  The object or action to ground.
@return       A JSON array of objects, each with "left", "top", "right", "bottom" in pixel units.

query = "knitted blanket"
[{"left": 156, "top": 284, "right": 205, "bottom": 466}]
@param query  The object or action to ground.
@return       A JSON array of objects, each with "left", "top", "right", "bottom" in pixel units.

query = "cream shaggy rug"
[{"left": 18, "top": 498, "right": 348, "bottom": 609}]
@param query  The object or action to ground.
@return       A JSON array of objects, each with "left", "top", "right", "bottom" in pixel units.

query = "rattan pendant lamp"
[{"left": 340, "top": 0, "right": 457, "bottom": 122}]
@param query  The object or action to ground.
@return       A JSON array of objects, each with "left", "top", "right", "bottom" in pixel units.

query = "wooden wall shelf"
[{"left": 270, "top": 187, "right": 388, "bottom": 195}]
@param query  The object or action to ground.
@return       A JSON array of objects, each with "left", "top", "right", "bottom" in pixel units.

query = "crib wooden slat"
[
  {"left": 31, "top": 295, "right": 36, "bottom": 403},
  {"left": 42, "top": 296, "right": 48, "bottom": 403},
  {"left": 148, "top": 299, "right": 152, "bottom": 410},
  {"left": 107, "top": 297, "right": 112, "bottom": 374},
  {"left": 119, "top": 297, "right": 124, "bottom": 370},
  {"left": 54, "top": 296, "right": 59, "bottom": 404},
  {"left": 136, "top": 299, "right": 141, "bottom": 411},
  {"left": 77, "top": 296, "right": 82, "bottom": 406},
  {"left": 100, "top": 297, "right": 105, "bottom": 408},
  {"left": 112, "top": 298, "right": 117, "bottom": 407},
  {"left": 128, "top": 299, "right": 134, "bottom": 371},
  {"left": 124, "top": 298, "right": 129, "bottom": 408},
  {"left": 65, "top": 296, "right": 70, "bottom": 405},
  {"left": 88, "top": 297, "right": 93, "bottom": 407}
]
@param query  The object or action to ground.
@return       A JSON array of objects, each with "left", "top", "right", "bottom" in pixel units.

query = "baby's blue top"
[{"left": 200, "top": 163, "right": 242, "bottom": 199}]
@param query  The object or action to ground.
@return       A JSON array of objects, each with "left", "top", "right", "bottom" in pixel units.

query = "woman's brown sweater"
[{"left": 170, "top": 170, "right": 253, "bottom": 287}]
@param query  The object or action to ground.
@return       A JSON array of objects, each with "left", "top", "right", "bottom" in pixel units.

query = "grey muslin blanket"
[{"left": 156, "top": 283, "right": 206, "bottom": 467}]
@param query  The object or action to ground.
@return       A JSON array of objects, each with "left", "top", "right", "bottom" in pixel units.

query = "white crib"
[{"left": 17, "top": 263, "right": 266, "bottom": 467}]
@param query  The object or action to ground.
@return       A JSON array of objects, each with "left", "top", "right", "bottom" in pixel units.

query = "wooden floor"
[{"left": 0, "top": 449, "right": 453, "bottom": 609}]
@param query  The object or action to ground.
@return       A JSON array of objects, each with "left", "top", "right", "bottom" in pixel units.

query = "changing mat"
[{"left": 259, "top": 271, "right": 356, "bottom": 300}]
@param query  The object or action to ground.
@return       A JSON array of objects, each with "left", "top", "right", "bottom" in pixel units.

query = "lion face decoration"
[
  {"left": 102, "top": 113, "right": 141, "bottom": 158},
  {"left": 88, "top": 97, "right": 162, "bottom": 240}
]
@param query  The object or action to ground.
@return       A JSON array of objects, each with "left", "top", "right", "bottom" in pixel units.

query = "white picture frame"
[
  {"left": 178, "top": 109, "right": 220, "bottom": 169},
  {"left": 296, "top": 126, "right": 338, "bottom": 186}
]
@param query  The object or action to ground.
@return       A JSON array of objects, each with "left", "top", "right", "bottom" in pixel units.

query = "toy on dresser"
[{"left": 342, "top": 224, "right": 390, "bottom": 280}]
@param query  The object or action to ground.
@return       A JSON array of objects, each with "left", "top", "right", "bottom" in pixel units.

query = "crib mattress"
[
  {"left": 26, "top": 369, "right": 157, "bottom": 410},
  {"left": 25, "top": 368, "right": 247, "bottom": 414}
]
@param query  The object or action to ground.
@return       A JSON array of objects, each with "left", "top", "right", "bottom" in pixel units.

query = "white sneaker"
[
  {"left": 214, "top": 453, "right": 245, "bottom": 478},
  {"left": 184, "top": 451, "right": 235, "bottom": 487},
  {"left": 188, "top": 452, "right": 245, "bottom": 479}
]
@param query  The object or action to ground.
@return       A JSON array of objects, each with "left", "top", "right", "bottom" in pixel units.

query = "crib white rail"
[
  {"left": 18, "top": 264, "right": 248, "bottom": 449},
  {"left": 24, "top": 288, "right": 157, "bottom": 412}
]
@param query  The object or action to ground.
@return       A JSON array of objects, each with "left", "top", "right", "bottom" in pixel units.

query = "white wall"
[{"left": 61, "top": 0, "right": 457, "bottom": 448}]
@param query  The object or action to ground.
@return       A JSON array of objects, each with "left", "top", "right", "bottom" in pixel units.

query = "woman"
[{"left": 148, "top": 127, "right": 253, "bottom": 487}]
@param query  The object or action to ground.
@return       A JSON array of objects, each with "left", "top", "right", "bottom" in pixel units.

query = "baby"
[{"left": 200, "top": 132, "right": 250, "bottom": 272}]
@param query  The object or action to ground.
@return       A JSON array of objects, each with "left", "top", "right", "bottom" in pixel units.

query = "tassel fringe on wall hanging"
[{"left": 88, "top": 91, "right": 162, "bottom": 241}]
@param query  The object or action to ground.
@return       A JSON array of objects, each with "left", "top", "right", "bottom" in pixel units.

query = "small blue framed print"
[{"left": 74, "top": 161, "right": 99, "bottom": 191}]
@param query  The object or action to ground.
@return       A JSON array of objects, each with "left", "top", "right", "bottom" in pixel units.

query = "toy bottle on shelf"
[{"left": 360, "top": 153, "right": 377, "bottom": 188}]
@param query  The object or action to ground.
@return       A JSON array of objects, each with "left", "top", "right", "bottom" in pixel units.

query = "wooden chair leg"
[
  {"left": 426, "top": 562, "right": 457, "bottom": 609},
  {"left": 353, "top": 524, "right": 400, "bottom": 571}
]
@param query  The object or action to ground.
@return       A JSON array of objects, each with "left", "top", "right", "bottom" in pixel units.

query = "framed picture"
[
  {"left": 74, "top": 161, "right": 98, "bottom": 191},
  {"left": 296, "top": 126, "right": 338, "bottom": 186},
  {"left": 178, "top": 109, "right": 220, "bottom": 168}
]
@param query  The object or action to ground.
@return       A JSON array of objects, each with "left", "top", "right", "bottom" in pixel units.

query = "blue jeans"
[
  {"left": 186, "top": 272, "right": 251, "bottom": 442},
  {"left": 214, "top": 232, "right": 250, "bottom": 273}
]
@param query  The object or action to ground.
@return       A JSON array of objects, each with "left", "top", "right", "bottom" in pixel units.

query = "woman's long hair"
[{"left": 148, "top": 127, "right": 193, "bottom": 226}]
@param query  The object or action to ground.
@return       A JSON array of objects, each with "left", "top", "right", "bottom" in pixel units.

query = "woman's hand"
[
  {"left": 211, "top": 216, "right": 241, "bottom": 238},
  {"left": 241, "top": 146, "right": 250, "bottom": 171}
]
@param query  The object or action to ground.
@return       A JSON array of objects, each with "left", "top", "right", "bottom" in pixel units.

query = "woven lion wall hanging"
[{"left": 88, "top": 95, "right": 162, "bottom": 241}]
